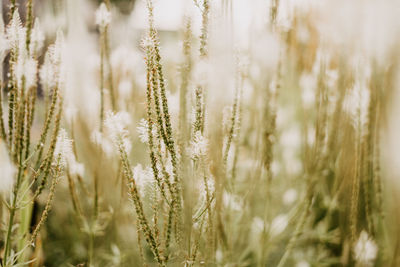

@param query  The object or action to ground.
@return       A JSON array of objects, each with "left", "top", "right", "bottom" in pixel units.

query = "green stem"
[
  {"left": 88, "top": 232, "right": 94, "bottom": 267},
  {"left": 4, "top": 163, "right": 24, "bottom": 265}
]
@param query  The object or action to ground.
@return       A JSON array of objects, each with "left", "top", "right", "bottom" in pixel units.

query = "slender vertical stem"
[
  {"left": 99, "top": 29, "right": 105, "bottom": 132},
  {"left": 0, "top": 80, "right": 7, "bottom": 142}
]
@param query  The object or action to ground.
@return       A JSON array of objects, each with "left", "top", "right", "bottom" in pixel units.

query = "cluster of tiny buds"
[{"left": 140, "top": 33, "right": 159, "bottom": 53}]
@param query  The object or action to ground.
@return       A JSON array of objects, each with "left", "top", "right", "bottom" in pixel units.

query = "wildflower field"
[{"left": 0, "top": 0, "right": 400, "bottom": 266}]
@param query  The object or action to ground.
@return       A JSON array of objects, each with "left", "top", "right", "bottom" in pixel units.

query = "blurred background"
[{"left": 1, "top": 0, "right": 400, "bottom": 266}]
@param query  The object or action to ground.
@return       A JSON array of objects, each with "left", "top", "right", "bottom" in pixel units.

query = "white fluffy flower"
[
  {"left": 296, "top": 261, "right": 310, "bottom": 267},
  {"left": 54, "top": 129, "right": 74, "bottom": 169},
  {"left": 140, "top": 36, "right": 155, "bottom": 50},
  {"left": 50, "top": 31, "right": 64, "bottom": 65},
  {"left": 14, "top": 55, "right": 38, "bottom": 90},
  {"left": 270, "top": 214, "right": 288, "bottom": 237},
  {"left": 40, "top": 31, "right": 64, "bottom": 91},
  {"left": 215, "top": 249, "right": 223, "bottom": 263},
  {"left": 105, "top": 111, "right": 131, "bottom": 139},
  {"left": 167, "top": 91, "right": 179, "bottom": 123},
  {"left": 300, "top": 73, "right": 317, "bottom": 108},
  {"left": 280, "top": 125, "right": 302, "bottom": 150},
  {"left": 29, "top": 18, "right": 45, "bottom": 55},
  {"left": 90, "top": 130, "right": 115, "bottom": 157},
  {"left": 6, "top": 10, "right": 26, "bottom": 51},
  {"left": 223, "top": 191, "right": 242, "bottom": 211},
  {"left": 91, "top": 130, "right": 103, "bottom": 146},
  {"left": 6, "top": 10, "right": 38, "bottom": 90},
  {"left": 95, "top": 3, "right": 111, "bottom": 28},
  {"left": 40, "top": 54, "right": 56, "bottom": 90},
  {"left": 354, "top": 231, "right": 378, "bottom": 266},
  {"left": 189, "top": 131, "right": 208, "bottom": 159},
  {"left": 0, "top": 142, "right": 15, "bottom": 194},
  {"left": 118, "top": 79, "right": 132, "bottom": 98},
  {"left": 54, "top": 129, "right": 84, "bottom": 175},
  {"left": 251, "top": 217, "right": 266, "bottom": 236},
  {"left": 111, "top": 46, "right": 139, "bottom": 76},
  {"left": 137, "top": 118, "right": 156, "bottom": 144},
  {"left": 69, "top": 161, "right": 85, "bottom": 177},
  {"left": 104, "top": 111, "right": 132, "bottom": 153},
  {"left": 282, "top": 188, "right": 298, "bottom": 206},
  {"left": 192, "top": 59, "right": 209, "bottom": 87},
  {"left": 345, "top": 80, "right": 370, "bottom": 132},
  {"left": 132, "top": 164, "right": 153, "bottom": 195},
  {"left": 64, "top": 104, "right": 77, "bottom": 125}
]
